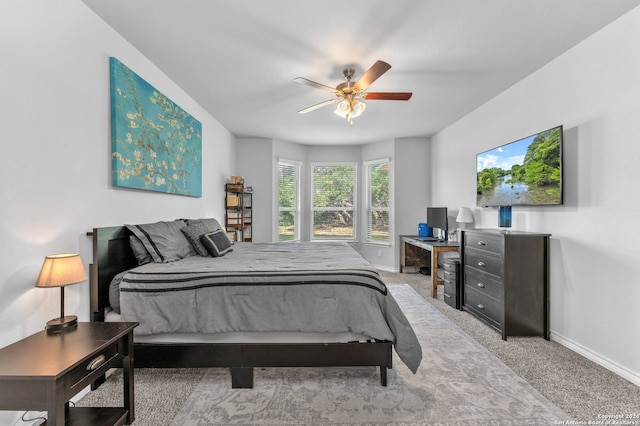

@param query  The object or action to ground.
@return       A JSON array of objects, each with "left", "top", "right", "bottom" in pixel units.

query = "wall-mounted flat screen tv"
[{"left": 476, "top": 125, "right": 563, "bottom": 206}]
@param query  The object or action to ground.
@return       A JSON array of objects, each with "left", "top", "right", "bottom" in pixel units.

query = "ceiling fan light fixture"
[
  {"left": 334, "top": 99, "right": 366, "bottom": 124},
  {"left": 334, "top": 100, "right": 351, "bottom": 117},
  {"left": 295, "top": 60, "right": 411, "bottom": 124},
  {"left": 350, "top": 100, "right": 366, "bottom": 117}
]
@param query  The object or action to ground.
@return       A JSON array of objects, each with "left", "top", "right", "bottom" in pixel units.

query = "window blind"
[
  {"left": 366, "top": 159, "right": 390, "bottom": 244},
  {"left": 278, "top": 160, "right": 300, "bottom": 241},
  {"left": 311, "top": 163, "right": 356, "bottom": 240}
]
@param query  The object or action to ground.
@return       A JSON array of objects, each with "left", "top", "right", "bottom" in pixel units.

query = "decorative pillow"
[
  {"left": 185, "top": 218, "right": 222, "bottom": 232},
  {"left": 200, "top": 229, "right": 233, "bottom": 257},
  {"left": 181, "top": 221, "right": 216, "bottom": 257},
  {"left": 126, "top": 220, "right": 196, "bottom": 263},
  {"left": 129, "top": 235, "right": 153, "bottom": 265}
]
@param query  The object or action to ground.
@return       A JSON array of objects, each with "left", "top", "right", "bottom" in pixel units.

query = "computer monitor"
[{"left": 427, "top": 207, "right": 448, "bottom": 239}]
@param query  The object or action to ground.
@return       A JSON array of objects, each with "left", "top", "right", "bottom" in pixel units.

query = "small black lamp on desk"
[{"left": 36, "top": 253, "right": 87, "bottom": 333}]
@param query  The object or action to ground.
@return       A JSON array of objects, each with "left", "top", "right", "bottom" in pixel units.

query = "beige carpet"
[
  {"left": 80, "top": 284, "right": 570, "bottom": 425},
  {"left": 382, "top": 270, "right": 640, "bottom": 422}
]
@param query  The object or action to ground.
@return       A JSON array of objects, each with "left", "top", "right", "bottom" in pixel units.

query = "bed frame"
[{"left": 89, "top": 226, "right": 392, "bottom": 388}]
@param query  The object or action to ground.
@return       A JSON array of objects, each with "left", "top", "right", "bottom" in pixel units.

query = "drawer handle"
[
  {"left": 477, "top": 282, "right": 485, "bottom": 288},
  {"left": 477, "top": 241, "right": 486, "bottom": 246},
  {"left": 477, "top": 261, "right": 486, "bottom": 267},
  {"left": 477, "top": 304, "right": 485, "bottom": 310},
  {"left": 87, "top": 354, "right": 106, "bottom": 371}
]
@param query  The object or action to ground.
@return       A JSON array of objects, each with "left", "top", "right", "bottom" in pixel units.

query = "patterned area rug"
[{"left": 168, "top": 284, "right": 570, "bottom": 425}]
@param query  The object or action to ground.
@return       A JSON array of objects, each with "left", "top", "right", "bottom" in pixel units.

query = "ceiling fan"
[{"left": 294, "top": 60, "right": 412, "bottom": 125}]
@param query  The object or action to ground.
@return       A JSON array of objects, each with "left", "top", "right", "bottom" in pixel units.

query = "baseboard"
[
  {"left": 551, "top": 331, "right": 640, "bottom": 387},
  {"left": 370, "top": 264, "right": 397, "bottom": 273}
]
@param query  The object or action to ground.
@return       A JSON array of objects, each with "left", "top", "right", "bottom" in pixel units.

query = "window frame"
[
  {"left": 310, "top": 161, "right": 358, "bottom": 241},
  {"left": 277, "top": 159, "right": 301, "bottom": 242},
  {"left": 364, "top": 158, "right": 391, "bottom": 246}
]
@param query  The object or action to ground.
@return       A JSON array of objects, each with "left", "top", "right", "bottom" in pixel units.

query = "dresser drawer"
[
  {"left": 464, "top": 251, "right": 502, "bottom": 277},
  {"left": 443, "top": 269, "right": 456, "bottom": 283},
  {"left": 465, "top": 232, "right": 502, "bottom": 254},
  {"left": 443, "top": 276, "right": 457, "bottom": 295},
  {"left": 464, "top": 287, "right": 502, "bottom": 328},
  {"left": 443, "top": 259, "right": 458, "bottom": 273},
  {"left": 67, "top": 343, "right": 120, "bottom": 389},
  {"left": 443, "top": 278, "right": 458, "bottom": 309},
  {"left": 464, "top": 269, "right": 502, "bottom": 300}
]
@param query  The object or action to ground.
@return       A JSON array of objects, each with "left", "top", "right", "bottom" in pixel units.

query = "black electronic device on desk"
[
  {"left": 417, "top": 236, "right": 444, "bottom": 242},
  {"left": 427, "top": 207, "right": 449, "bottom": 241}
]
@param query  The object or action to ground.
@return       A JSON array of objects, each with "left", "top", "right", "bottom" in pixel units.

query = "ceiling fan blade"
[
  {"left": 298, "top": 99, "right": 339, "bottom": 114},
  {"left": 353, "top": 60, "right": 392, "bottom": 92},
  {"left": 294, "top": 77, "right": 338, "bottom": 93},
  {"left": 362, "top": 92, "right": 413, "bottom": 101}
]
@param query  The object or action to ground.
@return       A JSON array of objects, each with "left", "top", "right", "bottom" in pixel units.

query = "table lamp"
[
  {"left": 36, "top": 253, "right": 87, "bottom": 333},
  {"left": 456, "top": 207, "right": 474, "bottom": 229}
]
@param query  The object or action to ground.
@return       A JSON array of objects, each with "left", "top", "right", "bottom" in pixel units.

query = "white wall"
[
  {"left": 429, "top": 6, "right": 640, "bottom": 384},
  {"left": 0, "top": 2, "right": 234, "bottom": 422},
  {"left": 394, "top": 138, "right": 430, "bottom": 263},
  {"left": 235, "top": 138, "right": 273, "bottom": 243}
]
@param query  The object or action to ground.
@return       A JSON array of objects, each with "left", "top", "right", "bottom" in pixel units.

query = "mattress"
[
  {"left": 111, "top": 241, "right": 422, "bottom": 373},
  {"left": 105, "top": 309, "right": 372, "bottom": 344}
]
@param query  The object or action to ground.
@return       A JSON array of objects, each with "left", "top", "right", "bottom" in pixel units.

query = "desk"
[
  {"left": 0, "top": 322, "right": 137, "bottom": 426},
  {"left": 399, "top": 235, "right": 460, "bottom": 298}
]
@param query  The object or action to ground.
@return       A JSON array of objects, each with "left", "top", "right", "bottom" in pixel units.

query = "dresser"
[{"left": 460, "top": 229, "right": 550, "bottom": 340}]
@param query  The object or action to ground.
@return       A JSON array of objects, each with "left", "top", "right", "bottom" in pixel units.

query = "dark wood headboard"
[{"left": 89, "top": 226, "right": 138, "bottom": 321}]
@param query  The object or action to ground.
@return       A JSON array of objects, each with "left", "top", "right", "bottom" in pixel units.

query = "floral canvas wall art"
[{"left": 110, "top": 57, "right": 202, "bottom": 197}]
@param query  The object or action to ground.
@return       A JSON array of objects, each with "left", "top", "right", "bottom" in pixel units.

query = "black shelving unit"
[{"left": 225, "top": 183, "right": 252, "bottom": 242}]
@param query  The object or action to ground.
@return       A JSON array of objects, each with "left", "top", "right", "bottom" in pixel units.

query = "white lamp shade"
[
  {"left": 456, "top": 207, "right": 474, "bottom": 224},
  {"left": 335, "top": 100, "right": 350, "bottom": 117},
  {"left": 334, "top": 99, "right": 366, "bottom": 119},
  {"left": 36, "top": 253, "right": 87, "bottom": 288},
  {"left": 350, "top": 100, "right": 366, "bottom": 118}
]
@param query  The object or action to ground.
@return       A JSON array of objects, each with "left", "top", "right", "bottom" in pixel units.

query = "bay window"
[{"left": 311, "top": 163, "right": 357, "bottom": 240}]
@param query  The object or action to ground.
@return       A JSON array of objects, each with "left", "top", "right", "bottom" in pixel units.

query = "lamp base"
[{"left": 45, "top": 315, "right": 78, "bottom": 333}]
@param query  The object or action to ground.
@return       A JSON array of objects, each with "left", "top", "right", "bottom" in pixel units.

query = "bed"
[{"left": 89, "top": 219, "right": 422, "bottom": 388}]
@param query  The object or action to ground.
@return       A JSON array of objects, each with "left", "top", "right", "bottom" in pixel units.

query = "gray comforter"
[{"left": 117, "top": 241, "right": 422, "bottom": 373}]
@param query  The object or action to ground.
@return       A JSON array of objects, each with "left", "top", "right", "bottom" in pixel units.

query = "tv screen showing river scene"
[{"left": 476, "top": 125, "right": 563, "bottom": 206}]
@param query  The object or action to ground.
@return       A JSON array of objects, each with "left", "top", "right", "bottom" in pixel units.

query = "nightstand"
[{"left": 0, "top": 322, "right": 138, "bottom": 426}]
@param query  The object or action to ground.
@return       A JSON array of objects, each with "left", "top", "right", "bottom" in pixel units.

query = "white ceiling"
[{"left": 82, "top": 0, "right": 640, "bottom": 145}]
